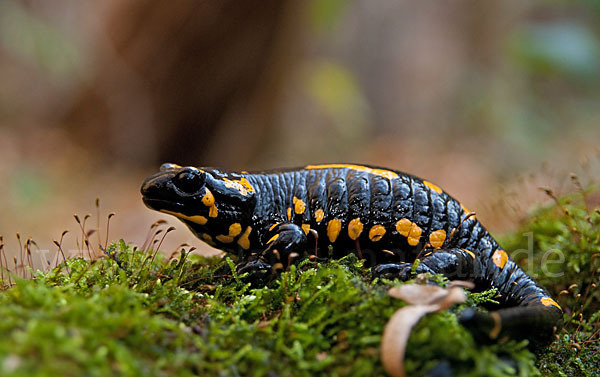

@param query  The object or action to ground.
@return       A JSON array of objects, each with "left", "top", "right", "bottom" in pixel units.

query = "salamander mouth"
[{"left": 141, "top": 197, "right": 182, "bottom": 212}]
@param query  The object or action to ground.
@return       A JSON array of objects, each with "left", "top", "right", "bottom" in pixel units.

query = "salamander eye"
[{"left": 173, "top": 168, "right": 205, "bottom": 194}]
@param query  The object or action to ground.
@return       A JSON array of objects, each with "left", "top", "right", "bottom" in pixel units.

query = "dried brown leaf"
[
  {"left": 387, "top": 284, "right": 448, "bottom": 305},
  {"left": 447, "top": 280, "right": 475, "bottom": 290},
  {"left": 381, "top": 304, "right": 437, "bottom": 377},
  {"left": 381, "top": 284, "right": 469, "bottom": 377}
]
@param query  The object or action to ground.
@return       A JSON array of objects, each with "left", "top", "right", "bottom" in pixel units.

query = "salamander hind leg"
[
  {"left": 372, "top": 262, "right": 414, "bottom": 280},
  {"left": 374, "top": 247, "right": 561, "bottom": 346},
  {"left": 373, "top": 248, "right": 478, "bottom": 281}
]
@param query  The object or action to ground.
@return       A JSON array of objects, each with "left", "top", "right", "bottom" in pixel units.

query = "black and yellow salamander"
[{"left": 141, "top": 163, "right": 561, "bottom": 345}]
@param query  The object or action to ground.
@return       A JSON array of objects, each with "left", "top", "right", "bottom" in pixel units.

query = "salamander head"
[{"left": 141, "top": 163, "right": 256, "bottom": 237}]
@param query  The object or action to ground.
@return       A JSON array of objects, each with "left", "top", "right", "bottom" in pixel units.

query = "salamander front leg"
[
  {"left": 237, "top": 223, "right": 308, "bottom": 280},
  {"left": 261, "top": 223, "right": 308, "bottom": 268},
  {"left": 237, "top": 257, "right": 272, "bottom": 277}
]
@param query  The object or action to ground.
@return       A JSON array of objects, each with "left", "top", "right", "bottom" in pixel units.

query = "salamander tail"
[{"left": 460, "top": 259, "right": 562, "bottom": 347}]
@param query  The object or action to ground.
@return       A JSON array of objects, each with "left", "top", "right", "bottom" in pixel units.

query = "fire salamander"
[{"left": 141, "top": 163, "right": 561, "bottom": 345}]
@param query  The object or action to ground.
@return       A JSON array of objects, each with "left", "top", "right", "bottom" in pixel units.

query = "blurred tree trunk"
[{"left": 64, "top": 0, "right": 304, "bottom": 168}]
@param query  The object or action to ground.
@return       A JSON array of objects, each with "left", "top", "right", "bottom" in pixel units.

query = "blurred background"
[{"left": 1, "top": 0, "right": 600, "bottom": 266}]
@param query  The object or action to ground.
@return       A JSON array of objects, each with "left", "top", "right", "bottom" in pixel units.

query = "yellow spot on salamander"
[
  {"left": 461, "top": 248, "right": 476, "bottom": 259},
  {"left": 407, "top": 225, "right": 421, "bottom": 246},
  {"left": 541, "top": 297, "right": 562, "bottom": 310},
  {"left": 395, "top": 218, "right": 422, "bottom": 246},
  {"left": 222, "top": 177, "right": 255, "bottom": 196},
  {"left": 202, "top": 188, "right": 215, "bottom": 207},
  {"left": 216, "top": 235, "right": 234, "bottom": 243},
  {"left": 198, "top": 187, "right": 218, "bottom": 217},
  {"left": 327, "top": 219, "right": 342, "bottom": 243},
  {"left": 369, "top": 225, "right": 386, "bottom": 242},
  {"left": 348, "top": 218, "right": 364, "bottom": 240},
  {"left": 492, "top": 249, "right": 508, "bottom": 269},
  {"left": 293, "top": 196, "right": 306, "bottom": 214},
  {"left": 229, "top": 223, "right": 242, "bottom": 237},
  {"left": 396, "top": 218, "right": 412, "bottom": 237},
  {"left": 201, "top": 234, "right": 214, "bottom": 245},
  {"left": 269, "top": 223, "right": 280, "bottom": 231},
  {"left": 216, "top": 223, "right": 244, "bottom": 245},
  {"left": 267, "top": 234, "right": 279, "bottom": 244},
  {"left": 305, "top": 164, "right": 399, "bottom": 180},
  {"left": 429, "top": 229, "right": 446, "bottom": 248},
  {"left": 423, "top": 180, "right": 443, "bottom": 194},
  {"left": 160, "top": 210, "right": 208, "bottom": 225},
  {"left": 314, "top": 209, "right": 324, "bottom": 223},
  {"left": 460, "top": 203, "right": 471, "bottom": 215},
  {"left": 301, "top": 224, "right": 311, "bottom": 235},
  {"left": 237, "top": 226, "right": 252, "bottom": 250},
  {"left": 287, "top": 208, "right": 292, "bottom": 221}
]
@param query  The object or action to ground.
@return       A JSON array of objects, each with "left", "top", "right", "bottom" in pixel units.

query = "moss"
[
  {"left": 501, "top": 186, "right": 600, "bottom": 376},
  {"left": 0, "top": 245, "right": 540, "bottom": 376},
  {"left": 0, "top": 187, "right": 598, "bottom": 376}
]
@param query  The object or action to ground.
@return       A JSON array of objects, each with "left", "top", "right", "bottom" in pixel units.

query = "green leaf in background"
[
  {"left": 309, "top": 0, "right": 350, "bottom": 33},
  {"left": 306, "top": 59, "right": 371, "bottom": 139},
  {"left": 0, "top": 0, "right": 87, "bottom": 86},
  {"left": 510, "top": 21, "right": 600, "bottom": 80},
  {"left": 10, "top": 168, "right": 49, "bottom": 207}
]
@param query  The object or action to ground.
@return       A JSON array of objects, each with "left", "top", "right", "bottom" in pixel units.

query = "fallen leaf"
[
  {"left": 387, "top": 284, "right": 448, "bottom": 305},
  {"left": 447, "top": 280, "right": 475, "bottom": 290},
  {"left": 381, "top": 283, "right": 470, "bottom": 377}
]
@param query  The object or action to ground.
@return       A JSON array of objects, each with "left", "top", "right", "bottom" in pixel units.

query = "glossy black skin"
[{"left": 141, "top": 163, "right": 562, "bottom": 346}]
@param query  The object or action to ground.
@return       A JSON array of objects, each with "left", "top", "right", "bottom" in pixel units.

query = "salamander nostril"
[{"left": 173, "top": 168, "right": 205, "bottom": 194}]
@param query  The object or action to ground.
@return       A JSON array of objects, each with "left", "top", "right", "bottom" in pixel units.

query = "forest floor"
[{"left": 0, "top": 186, "right": 598, "bottom": 377}]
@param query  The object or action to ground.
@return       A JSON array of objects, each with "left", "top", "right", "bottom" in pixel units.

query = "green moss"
[
  {"left": 501, "top": 187, "right": 600, "bottom": 376},
  {"left": 0, "top": 244, "right": 539, "bottom": 376},
  {"left": 0, "top": 186, "right": 598, "bottom": 376}
]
